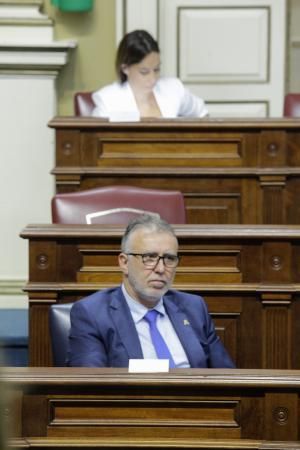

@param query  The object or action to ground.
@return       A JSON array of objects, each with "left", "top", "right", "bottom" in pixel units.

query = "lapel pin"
[{"left": 183, "top": 319, "right": 190, "bottom": 325}]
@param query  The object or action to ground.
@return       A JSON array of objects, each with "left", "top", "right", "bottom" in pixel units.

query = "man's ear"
[{"left": 118, "top": 252, "right": 129, "bottom": 275}]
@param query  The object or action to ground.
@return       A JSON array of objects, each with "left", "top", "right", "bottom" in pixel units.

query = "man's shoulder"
[
  {"left": 73, "top": 286, "right": 122, "bottom": 310},
  {"left": 165, "top": 290, "right": 209, "bottom": 322},
  {"left": 165, "top": 289, "right": 205, "bottom": 306}
]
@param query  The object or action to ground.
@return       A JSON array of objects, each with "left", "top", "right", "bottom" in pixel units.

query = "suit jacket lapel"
[
  {"left": 125, "top": 82, "right": 141, "bottom": 115},
  {"left": 110, "top": 288, "right": 144, "bottom": 360},
  {"left": 153, "top": 81, "right": 175, "bottom": 118},
  {"left": 164, "top": 294, "right": 208, "bottom": 368}
]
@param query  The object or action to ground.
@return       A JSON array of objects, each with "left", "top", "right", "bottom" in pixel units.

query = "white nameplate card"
[
  {"left": 109, "top": 111, "right": 140, "bottom": 122},
  {"left": 128, "top": 359, "right": 169, "bottom": 373}
]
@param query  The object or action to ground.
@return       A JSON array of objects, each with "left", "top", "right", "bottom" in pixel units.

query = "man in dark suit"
[{"left": 67, "top": 214, "right": 234, "bottom": 368}]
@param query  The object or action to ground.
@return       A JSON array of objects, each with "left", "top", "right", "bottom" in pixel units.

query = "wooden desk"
[
  {"left": 49, "top": 117, "right": 300, "bottom": 225},
  {"left": 20, "top": 224, "right": 300, "bottom": 369},
  {"left": 3, "top": 367, "right": 300, "bottom": 449}
]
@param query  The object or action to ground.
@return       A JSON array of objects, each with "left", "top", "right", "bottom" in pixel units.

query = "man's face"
[{"left": 119, "top": 228, "right": 178, "bottom": 308}]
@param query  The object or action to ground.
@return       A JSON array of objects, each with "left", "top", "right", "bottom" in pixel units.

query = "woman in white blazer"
[{"left": 92, "top": 30, "right": 208, "bottom": 120}]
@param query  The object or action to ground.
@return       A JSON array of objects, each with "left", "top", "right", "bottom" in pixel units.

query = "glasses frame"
[{"left": 126, "top": 252, "right": 180, "bottom": 268}]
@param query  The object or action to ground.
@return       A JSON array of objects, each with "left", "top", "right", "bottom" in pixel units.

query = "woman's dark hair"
[{"left": 116, "top": 29, "right": 160, "bottom": 83}]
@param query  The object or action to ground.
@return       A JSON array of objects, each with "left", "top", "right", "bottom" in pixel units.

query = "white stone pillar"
[{"left": 0, "top": 0, "right": 76, "bottom": 307}]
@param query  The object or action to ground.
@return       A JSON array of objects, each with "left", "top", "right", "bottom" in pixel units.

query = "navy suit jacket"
[{"left": 67, "top": 286, "right": 235, "bottom": 368}]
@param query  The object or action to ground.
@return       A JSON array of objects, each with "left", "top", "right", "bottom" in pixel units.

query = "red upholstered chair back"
[
  {"left": 283, "top": 93, "right": 300, "bottom": 117},
  {"left": 74, "top": 91, "right": 95, "bottom": 116},
  {"left": 51, "top": 186, "right": 187, "bottom": 225}
]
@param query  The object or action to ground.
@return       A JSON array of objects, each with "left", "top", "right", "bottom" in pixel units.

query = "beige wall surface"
[{"left": 42, "top": 0, "right": 116, "bottom": 115}]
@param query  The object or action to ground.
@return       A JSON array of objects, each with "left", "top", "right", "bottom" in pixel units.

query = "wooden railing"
[
  {"left": 49, "top": 117, "right": 300, "bottom": 225},
  {"left": 20, "top": 224, "right": 300, "bottom": 368},
  {"left": 3, "top": 367, "right": 300, "bottom": 448}
]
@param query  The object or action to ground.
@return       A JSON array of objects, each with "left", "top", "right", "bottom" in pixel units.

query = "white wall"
[
  {"left": 0, "top": 1, "right": 74, "bottom": 308},
  {"left": 0, "top": 75, "right": 55, "bottom": 308}
]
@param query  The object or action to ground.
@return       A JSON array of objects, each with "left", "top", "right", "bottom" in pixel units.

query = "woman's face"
[{"left": 122, "top": 51, "right": 161, "bottom": 93}]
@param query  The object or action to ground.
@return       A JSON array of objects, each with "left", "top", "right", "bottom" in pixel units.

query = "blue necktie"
[{"left": 144, "top": 310, "right": 176, "bottom": 368}]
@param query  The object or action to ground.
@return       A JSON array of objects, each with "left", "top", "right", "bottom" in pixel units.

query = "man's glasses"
[{"left": 126, "top": 252, "right": 180, "bottom": 268}]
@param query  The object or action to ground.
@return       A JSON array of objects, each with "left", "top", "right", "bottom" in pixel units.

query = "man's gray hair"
[{"left": 121, "top": 213, "right": 177, "bottom": 252}]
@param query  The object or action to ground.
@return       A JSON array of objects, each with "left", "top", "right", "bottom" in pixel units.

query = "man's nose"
[{"left": 154, "top": 257, "right": 165, "bottom": 272}]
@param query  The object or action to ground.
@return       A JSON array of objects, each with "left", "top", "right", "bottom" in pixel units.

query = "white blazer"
[{"left": 92, "top": 77, "right": 208, "bottom": 120}]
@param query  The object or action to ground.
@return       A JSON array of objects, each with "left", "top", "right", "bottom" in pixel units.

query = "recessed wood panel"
[
  {"left": 76, "top": 247, "right": 242, "bottom": 284},
  {"left": 262, "top": 304, "right": 292, "bottom": 369},
  {"left": 186, "top": 195, "right": 241, "bottom": 224},
  {"left": 49, "top": 399, "right": 240, "bottom": 426},
  {"left": 213, "top": 315, "right": 239, "bottom": 363},
  {"left": 96, "top": 138, "right": 243, "bottom": 168},
  {"left": 50, "top": 118, "right": 300, "bottom": 226}
]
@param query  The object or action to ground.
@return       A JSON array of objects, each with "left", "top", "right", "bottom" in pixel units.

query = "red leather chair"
[
  {"left": 51, "top": 186, "right": 187, "bottom": 225},
  {"left": 74, "top": 91, "right": 95, "bottom": 116},
  {"left": 283, "top": 93, "right": 300, "bottom": 117}
]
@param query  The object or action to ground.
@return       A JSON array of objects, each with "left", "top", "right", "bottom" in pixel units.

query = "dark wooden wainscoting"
[{"left": 20, "top": 224, "right": 300, "bottom": 369}]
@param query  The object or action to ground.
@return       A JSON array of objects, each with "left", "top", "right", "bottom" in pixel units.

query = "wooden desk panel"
[
  {"left": 20, "top": 224, "right": 300, "bottom": 369},
  {"left": 49, "top": 118, "right": 300, "bottom": 225},
  {"left": 3, "top": 367, "right": 300, "bottom": 449}
]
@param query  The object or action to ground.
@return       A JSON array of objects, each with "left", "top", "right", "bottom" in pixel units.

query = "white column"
[{"left": 0, "top": 0, "right": 76, "bottom": 307}]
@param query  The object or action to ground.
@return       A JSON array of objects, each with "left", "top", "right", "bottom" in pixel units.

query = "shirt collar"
[{"left": 121, "top": 283, "right": 166, "bottom": 323}]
